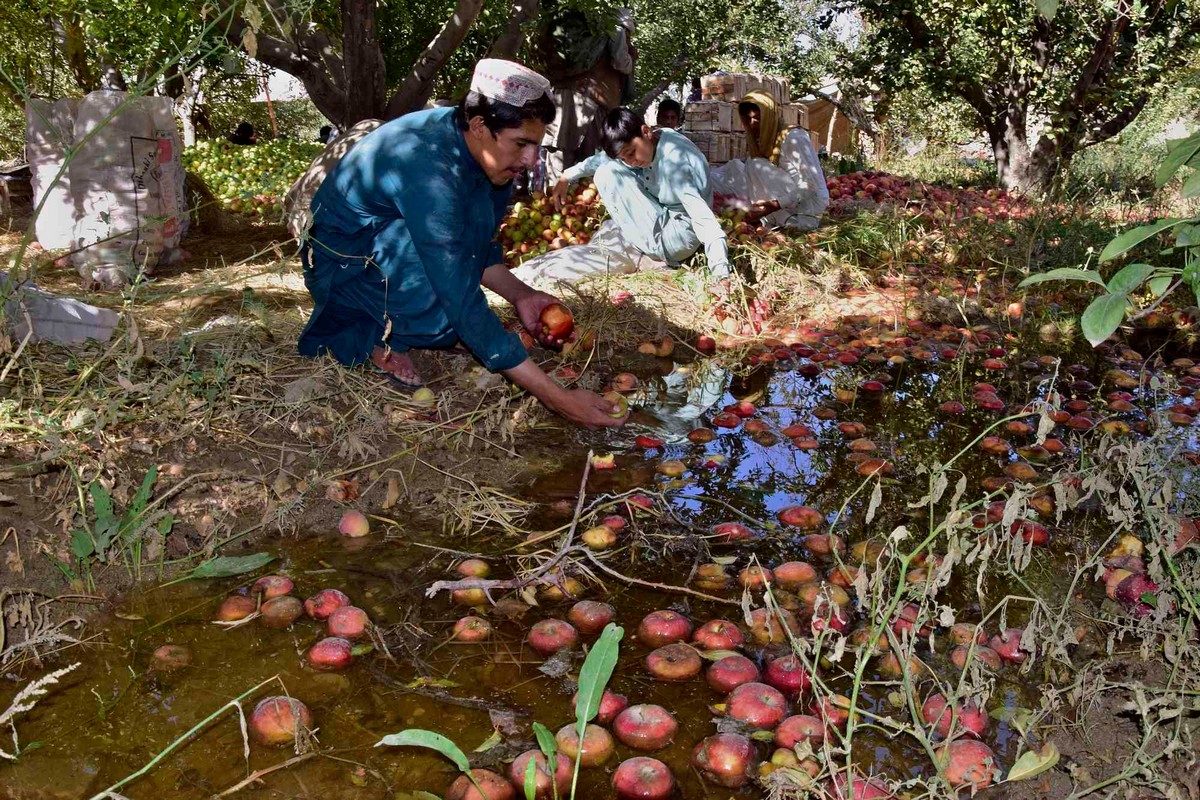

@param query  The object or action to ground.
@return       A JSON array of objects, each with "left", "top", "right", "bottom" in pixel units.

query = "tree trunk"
[
  {"left": 988, "top": 120, "right": 1059, "bottom": 196},
  {"left": 383, "top": 0, "right": 487, "bottom": 118},
  {"left": 342, "top": 0, "right": 388, "bottom": 123},
  {"left": 489, "top": 0, "right": 539, "bottom": 59},
  {"left": 52, "top": 15, "right": 97, "bottom": 91}
]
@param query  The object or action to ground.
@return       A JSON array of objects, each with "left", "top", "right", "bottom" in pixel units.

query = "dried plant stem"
[
  {"left": 212, "top": 752, "right": 315, "bottom": 797},
  {"left": 581, "top": 549, "right": 740, "bottom": 606}
]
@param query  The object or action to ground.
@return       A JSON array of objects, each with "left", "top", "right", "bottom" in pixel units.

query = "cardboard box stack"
[{"left": 681, "top": 73, "right": 808, "bottom": 164}]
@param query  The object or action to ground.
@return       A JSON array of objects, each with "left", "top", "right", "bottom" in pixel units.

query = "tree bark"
[
  {"left": 51, "top": 15, "right": 97, "bottom": 91},
  {"left": 489, "top": 0, "right": 539, "bottom": 59},
  {"left": 383, "top": 0, "right": 487, "bottom": 118},
  {"left": 634, "top": 42, "right": 719, "bottom": 114},
  {"left": 342, "top": 0, "right": 388, "bottom": 123}
]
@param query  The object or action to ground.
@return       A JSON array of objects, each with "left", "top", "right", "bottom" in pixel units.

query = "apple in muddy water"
[
  {"left": 250, "top": 696, "right": 313, "bottom": 746},
  {"left": 612, "top": 757, "right": 675, "bottom": 800},
  {"left": 777, "top": 505, "right": 825, "bottom": 530},
  {"left": 739, "top": 565, "right": 773, "bottom": 589},
  {"left": 637, "top": 610, "right": 692, "bottom": 647},
  {"left": 635, "top": 434, "right": 664, "bottom": 449},
  {"left": 692, "top": 619, "right": 744, "bottom": 650},
  {"left": 447, "top": 769, "right": 515, "bottom": 800},
  {"left": 328, "top": 605, "right": 369, "bottom": 639},
  {"left": 988, "top": 628, "right": 1029, "bottom": 663},
  {"left": 252, "top": 575, "right": 294, "bottom": 599},
  {"left": 610, "top": 372, "right": 639, "bottom": 392},
  {"left": 814, "top": 694, "right": 852, "bottom": 729},
  {"left": 574, "top": 688, "right": 628, "bottom": 724},
  {"left": 509, "top": 750, "right": 571, "bottom": 799},
  {"left": 568, "top": 600, "right": 616, "bottom": 634},
  {"left": 1115, "top": 572, "right": 1160, "bottom": 616},
  {"left": 775, "top": 714, "right": 824, "bottom": 748},
  {"left": 646, "top": 643, "right": 702, "bottom": 681},
  {"left": 582, "top": 525, "right": 618, "bottom": 550},
  {"left": 656, "top": 459, "right": 686, "bottom": 478},
  {"left": 936, "top": 739, "right": 999, "bottom": 790},
  {"left": 151, "top": 644, "right": 192, "bottom": 671},
  {"left": 216, "top": 594, "right": 257, "bottom": 622},
  {"left": 456, "top": 559, "right": 491, "bottom": 578},
  {"left": 947, "top": 623, "right": 988, "bottom": 646},
  {"left": 764, "top": 655, "right": 811, "bottom": 697},
  {"left": 307, "top": 636, "right": 353, "bottom": 671},
  {"left": 950, "top": 644, "right": 1003, "bottom": 671},
  {"left": 604, "top": 392, "right": 630, "bottom": 418},
  {"left": 539, "top": 303, "right": 574, "bottom": 341},
  {"left": 527, "top": 619, "right": 579, "bottom": 656},
  {"left": 338, "top": 509, "right": 370, "bottom": 538},
  {"left": 305, "top": 588, "right": 351, "bottom": 621},
  {"left": 692, "top": 732, "right": 756, "bottom": 788},
  {"left": 921, "top": 693, "right": 987, "bottom": 738},
  {"left": 452, "top": 615, "right": 492, "bottom": 642},
  {"left": 712, "top": 411, "right": 742, "bottom": 429},
  {"left": 728, "top": 681, "right": 788, "bottom": 729},
  {"left": 693, "top": 562, "right": 731, "bottom": 591},
  {"left": 773, "top": 561, "right": 817, "bottom": 589},
  {"left": 614, "top": 704, "right": 678, "bottom": 750},
  {"left": 260, "top": 596, "right": 304, "bottom": 629},
  {"left": 827, "top": 773, "right": 895, "bottom": 799},
  {"left": 688, "top": 427, "right": 716, "bottom": 443},
  {"left": 556, "top": 722, "right": 615, "bottom": 767},
  {"left": 712, "top": 522, "right": 753, "bottom": 543},
  {"left": 707, "top": 654, "right": 760, "bottom": 692},
  {"left": 748, "top": 607, "right": 801, "bottom": 644}
]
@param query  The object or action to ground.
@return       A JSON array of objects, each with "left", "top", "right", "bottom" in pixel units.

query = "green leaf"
[
  {"left": 189, "top": 552, "right": 276, "bottom": 579},
  {"left": 523, "top": 758, "right": 538, "bottom": 800},
  {"left": 1182, "top": 169, "right": 1200, "bottom": 199},
  {"left": 1156, "top": 131, "right": 1200, "bottom": 187},
  {"left": 1036, "top": 0, "right": 1059, "bottom": 20},
  {"left": 1140, "top": 592, "right": 1158, "bottom": 607},
  {"left": 90, "top": 483, "right": 119, "bottom": 561},
  {"left": 532, "top": 722, "right": 558, "bottom": 761},
  {"left": 573, "top": 624, "right": 624, "bottom": 723},
  {"left": 1017, "top": 268, "right": 1106, "bottom": 288},
  {"left": 1100, "top": 218, "right": 1184, "bottom": 262},
  {"left": 70, "top": 527, "right": 95, "bottom": 560},
  {"left": 1148, "top": 276, "right": 1173, "bottom": 297},
  {"left": 1080, "top": 293, "right": 1130, "bottom": 347},
  {"left": 1175, "top": 223, "right": 1200, "bottom": 248},
  {"left": 1006, "top": 742, "right": 1060, "bottom": 782},
  {"left": 1106, "top": 263, "right": 1156, "bottom": 294},
  {"left": 122, "top": 466, "right": 158, "bottom": 535},
  {"left": 473, "top": 730, "right": 503, "bottom": 752},
  {"left": 699, "top": 649, "right": 742, "bottom": 661},
  {"left": 374, "top": 729, "right": 472, "bottom": 773}
]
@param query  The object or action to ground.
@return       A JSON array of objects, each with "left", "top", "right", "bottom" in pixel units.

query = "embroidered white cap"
[{"left": 469, "top": 59, "right": 553, "bottom": 107}]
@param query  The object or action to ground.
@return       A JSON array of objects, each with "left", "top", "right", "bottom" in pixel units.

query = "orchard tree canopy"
[{"left": 837, "top": 0, "right": 1200, "bottom": 194}]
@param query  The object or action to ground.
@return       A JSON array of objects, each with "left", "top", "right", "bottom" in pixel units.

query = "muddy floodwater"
[{"left": 4, "top": 324, "right": 1197, "bottom": 799}]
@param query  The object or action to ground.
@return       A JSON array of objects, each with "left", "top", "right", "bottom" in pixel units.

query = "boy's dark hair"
[
  {"left": 738, "top": 100, "right": 761, "bottom": 119},
  {"left": 601, "top": 107, "right": 648, "bottom": 158},
  {"left": 235, "top": 122, "right": 254, "bottom": 137},
  {"left": 456, "top": 90, "right": 556, "bottom": 136},
  {"left": 657, "top": 98, "right": 682, "bottom": 117}
]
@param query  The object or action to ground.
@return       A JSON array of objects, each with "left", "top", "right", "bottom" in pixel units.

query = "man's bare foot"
[{"left": 371, "top": 347, "right": 423, "bottom": 387}]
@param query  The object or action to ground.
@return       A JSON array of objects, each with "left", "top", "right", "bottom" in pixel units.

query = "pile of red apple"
[
  {"left": 500, "top": 181, "right": 605, "bottom": 267},
  {"left": 826, "top": 171, "right": 1030, "bottom": 224}
]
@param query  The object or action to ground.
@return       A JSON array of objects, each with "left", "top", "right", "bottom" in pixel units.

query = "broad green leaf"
[
  {"left": 473, "top": 730, "right": 503, "bottom": 752},
  {"left": 1017, "top": 268, "right": 1106, "bottom": 288},
  {"left": 1156, "top": 130, "right": 1200, "bottom": 187},
  {"left": 1036, "top": 0, "right": 1059, "bottom": 19},
  {"left": 1080, "top": 293, "right": 1129, "bottom": 347},
  {"left": 374, "top": 729, "right": 471, "bottom": 773},
  {"left": 123, "top": 466, "right": 158, "bottom": 533},
  {"left": 1148, "top": 275, "right": 1173, "bottom": 297},
  {"left": 699, "top": 649, "right": 742, "bottom": 661},
  {"left": 70, "top": 527, "right": 95, "bottom": 560},
  {"left": 1100, "top": 218, "right": 1184, "bottom": 262},
  {"left": 91, "top": 483, "right": 118, "bottom": 560},
  {"left": 532, "top": 722, "right": 557, "bottom": 760},
  {"left": 574, "top": 624, "right": 624, "bottom": 723},
  {"left": 1183, "top": 169, "right": 1200, "bottom": 199},
  {"left": 190, "top": 552, "right": 276, "bottom": 579},
  {"left": 1006, "top": 742, "right": 1060, "bottom": 782},
  {"left": 1176, "top": 223, "right": 1200, "bottom": 247},
  {"left": 1106, "top": 263, "right": 1156, "bottom": 294},
  {"left": 523, "top": 758, "right": 538, "bottom": 800}
]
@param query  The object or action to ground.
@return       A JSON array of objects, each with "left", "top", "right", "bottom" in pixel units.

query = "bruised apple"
[
  {"left": 539, "top": 303, "right": 574, "bottom": 340},
  {"left": 250, "top": 696, "right": 313, "bottom": 745}
]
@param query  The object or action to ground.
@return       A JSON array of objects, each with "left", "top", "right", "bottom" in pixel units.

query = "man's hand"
[
  {"left": 552, "top": 177, "right": 570, "bottom": 211},
  {"left": 514, "top": 291, "right": 574, "bottom": 349},
  {"left": 548, "top": 388, "right": 628, "bottom": 429}
]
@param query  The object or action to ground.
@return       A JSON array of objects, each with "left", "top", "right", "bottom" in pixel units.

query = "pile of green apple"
[
  {"left": 184, "top": 139, "right": 323, "bottom": 218},
  {"left": 500, "top": 181, "right": 606, "bottom": 267}
]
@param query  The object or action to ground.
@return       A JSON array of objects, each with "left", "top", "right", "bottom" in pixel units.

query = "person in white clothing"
[{"left": 712, "top": 90, "right": 829, "bottom": 231}]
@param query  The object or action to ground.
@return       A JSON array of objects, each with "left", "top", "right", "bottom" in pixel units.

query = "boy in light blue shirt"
[{"left": 551, "top": 108, "right": 731, "bottom": 281}]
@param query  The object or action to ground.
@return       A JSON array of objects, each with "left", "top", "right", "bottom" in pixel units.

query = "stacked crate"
[{"left": 681, "top": 74, "right": 809, "bottom": 165}]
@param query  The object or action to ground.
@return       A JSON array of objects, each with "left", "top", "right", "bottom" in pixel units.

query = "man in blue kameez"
[
  {"left": 549, "top": 107, "right": 732, "bottom": 284},
  {"left": 300, "top": 59, "right": 626, "bottom": 429}
]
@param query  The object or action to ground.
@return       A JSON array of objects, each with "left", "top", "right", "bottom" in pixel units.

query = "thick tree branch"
[
  {"left": 383, "top": 0, "right": 486, "bottom": 118},
  {"left": 634, "top": 41, "right": 719, "bottom": 114},
  {"left": 489, "top": 0, "right": 540, "bottom": 59},
  {"left": 51, "top": 15, "right": 97, "bottom": 92},
  {"left": 1080, "top": 93, "right": 1151, "bottom": 147}
]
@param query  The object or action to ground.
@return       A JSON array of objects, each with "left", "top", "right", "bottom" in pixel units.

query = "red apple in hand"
[{"left": 540, "top": 303, "right": 575, "bottom": 341}]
